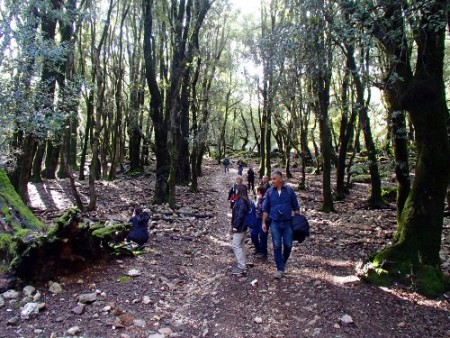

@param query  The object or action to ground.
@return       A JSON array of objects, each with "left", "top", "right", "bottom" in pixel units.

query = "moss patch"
[
  {"left": 382, "top": 186, "right": 397, "bottom": 203},
  {"left": 0, "top": 169, "right": 45, "bottom": 231},
  {"left": 352, "top": 174, "right": 371, "bottom": 184},
  {"left": 415, "top": 266, "right": 449, "bottom": 298}
]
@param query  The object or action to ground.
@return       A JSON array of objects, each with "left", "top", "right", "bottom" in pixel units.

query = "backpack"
[{"left": 244, "top": 200, "right": 257, "bottom": 229}]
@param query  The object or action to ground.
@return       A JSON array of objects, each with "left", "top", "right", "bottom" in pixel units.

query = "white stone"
[
  {"left": 340, "top": 314, "right": 354, "bottom": 325},
  {"left": 23, "top": 285, "right": 36, "bottom": 296},
  {"left": 48, "top": 282, "right": 63, "bottom": 294},
  {"left": 143, "top": 295, "right": 152, "bottom": 304},
  {"left": 158, "top": 327, "right": 173, "bottom": 336},
  {"left": 78, "top": 293, "right": 97, "bottom": 304},
  {"left": 20, "top": 302, "right": 40, "bottom": 319},
  {"left": 134, "top": 319, "right": 146, "bottom": 327},
  {"left": 148, "top": 334, "right": 164, "bottom": 338},
  {"left": 250, "top": 279, "right": 258, "bottom": 287},
  {"left": 3, "top": 290, "right": 19, "bottom": 299},
  {"left": 254, "top": 316, "right": 263, "bottom": 324},
  {"left": 33, "top": 291, "right": 42, "bottom": 301},
  {"left": 67, "top": 326, "right": 81, "bottom": 335},
  {"left": 127, "top": 269, "right": 142, "bottom": 277}
]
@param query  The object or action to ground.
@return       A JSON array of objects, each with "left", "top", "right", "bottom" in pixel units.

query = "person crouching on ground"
[
  {"left": 262, "top": 170, "right": 300, "bottom": 279},
  {"left": 231, "top": 184, "right": 250, "bottom": 276},
  {"left": 251, "top": 185, "right": 268, "bottom": 259},
  {"left": 126, "top": 206, "right": 150, "bottom": 250}
]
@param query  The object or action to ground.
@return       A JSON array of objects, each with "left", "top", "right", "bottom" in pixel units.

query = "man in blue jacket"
[{"left": 262, "top": 170, "right": 300, "bottom": 279}]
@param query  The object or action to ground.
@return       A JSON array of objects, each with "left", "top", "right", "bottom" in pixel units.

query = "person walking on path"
[
  {"left": 247, "top": 165, "right": 255, "bottom": 194},
  {"left": 262, "top": 170, "right": 300, "bottom": 279},
  {"left": 251, "top": 185, "right": 268, "bottom": 259},
  {"left": 231, "top": 184, "right": 250, "bottom": 276},
  {"left": 237, "top": 159, "right": 244, "bottom": 176},
  {"left": 261, "top": 175, "right": 271, "bottom": 191},
  {"left": 228, "top": 176, "right": 243, "bottom": 209},
  {"left": 223, "top": 157, "right": 230, "bottom": 173}
]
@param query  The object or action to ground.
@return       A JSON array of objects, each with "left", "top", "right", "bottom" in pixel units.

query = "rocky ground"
[{"left": 0, "top": 163, "right": 449, "bottom": 338}]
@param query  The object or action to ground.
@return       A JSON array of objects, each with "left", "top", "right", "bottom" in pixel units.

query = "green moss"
[
  {"left": 117, "top": 275, "right": 131, "bottom": 283},
  {"left": 382, "top": 186, "right": 397, "bottom": 203},
  {"left": 415, "top": 266, "right": 449, "bottom": 298},
  {"left": 365, "top": 267, "right": 391, "bottom": 286},
  {"left": 91, "top": 222, "right": 130, "bottom": 240},
  {"left": 352, "top": 174, "right": 371, "bottom": 183},
  {"left": 0, "top": 169, "right": 44, "bottom": 231}
]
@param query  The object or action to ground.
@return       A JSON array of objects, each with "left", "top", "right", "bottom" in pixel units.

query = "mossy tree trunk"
[{"left": 350, "top": 0, "right": 450, "bottom": 296}]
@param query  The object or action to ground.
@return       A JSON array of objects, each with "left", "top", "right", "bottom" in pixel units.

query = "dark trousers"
[{"left": 251, "top": 218, "right": 268, "bottom": 255}]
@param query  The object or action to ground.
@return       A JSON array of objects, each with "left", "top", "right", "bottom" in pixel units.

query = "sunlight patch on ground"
[
  {"left": 298, "top": 266, "right": 360, "bottom": 286},
  {"left": 28, "top": 182, "right": 74, "bottom": 210}
]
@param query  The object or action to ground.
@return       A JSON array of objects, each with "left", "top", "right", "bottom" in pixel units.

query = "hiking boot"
[
  {"left": 274, "top": 270, "right": 284, "bottom": 280},
  {"left": 232, "top": 266, "right": 247, "bottom": 276}
]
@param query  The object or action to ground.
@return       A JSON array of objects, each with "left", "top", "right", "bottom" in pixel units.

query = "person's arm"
[
  {"left": 262, "top": 212, "right": 269, "bottom": 233},
  {"left": 262, "top": 192, "right": 270, "bottom": 232},
  {"left": 291, "top": 188, "right": 300, "bottom": 215}
]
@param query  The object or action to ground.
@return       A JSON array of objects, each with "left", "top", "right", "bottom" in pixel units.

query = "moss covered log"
[
  {"left": 10, "top": 208, "right": 131, "bottom": 281},
  {"left": 1, "top": 168, "right": 132, "bottom": 282}
]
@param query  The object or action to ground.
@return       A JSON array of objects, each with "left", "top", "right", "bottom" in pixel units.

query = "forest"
[{"left": 0, "top": 0, "right": 449, "bottom": 337}]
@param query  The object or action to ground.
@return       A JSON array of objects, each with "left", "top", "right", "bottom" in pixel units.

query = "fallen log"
[{"left": 0, "top": 168, "right": 132, "bottom": 283}]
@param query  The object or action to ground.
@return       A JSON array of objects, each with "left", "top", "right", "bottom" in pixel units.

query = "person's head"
[
  {"left": 134, "top": 206, "right": 143, "bottom": 215},
  {"left": 236, "top": 184, "right": 248, "bottom": 200},
  {"left": 257, "top": 185, "right": 266, "bottom": 197},
  {"left": 235, "top": 176, "right": 243, "bottom": 185},
  {"left": 262, "top": 175, "right": 269, "bottom": 184},
  {"left": 271, "top": 170, "right": 283, "bottom": 189}
]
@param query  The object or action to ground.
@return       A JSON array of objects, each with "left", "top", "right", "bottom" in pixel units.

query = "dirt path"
[{"left": 1, "top": 164, "right": 449, "bottom": 337}]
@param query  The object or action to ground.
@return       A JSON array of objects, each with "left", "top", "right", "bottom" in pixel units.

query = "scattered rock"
[
  {"left": 340, "top": 314, "right": 354, "bottom": 325},
  {"left": 33, "top": 291, "right": 42, "bottom": 301},
  {"left": 254, "top": 316, "right": 263, "bottom": 324},
  {"left": 312, "top": 328, "right": 322, "bottom": 337},
  {"left": 3, "top": 289, "right": 19, "bottom": 299},
  {"left": 143, "top": 295, "right": 152, "bottom": 304},
  {"left": 127, "top": 269, "right": 142, "bottom": 277},
  {"left": 71, "top": 304, "right": 86, "bottom": 315},
  {"left": 78, "top": 292, "right": 97, "bottom": 304},
  {"left": 67, "top": 326, "right": 81, "bottom": 335},
  {"left": 23, "top": 285, "right": 36, "bottom": 296},
  {"left": 134, "top": 319, "right": 146, "bottom": 327},
  {"left": 398, "top": 322, "right": 406, "bottom": 328},
  {"left": 34, "top": 329, "right": 44, "bottom": 334},
  {"left": 48, "top": 282, "right": 63, "bottom": 294},
  {"left": 148, "top": 334, "right": 164, "bottom": 338},
  {"left": 158, "top": 327, "right": 173, "bottom": 336},
  {"left": 334, "top": 323, "right": 341, "bottom": 329},
  {"left": 7, "top": 315, "right": 19, "bottom": 325},
  {"left": 20, "top": 302, "right": 40, "bottom": 319},
  {"left": 251, "top": 279, "right": 258, "bottom": 287}
]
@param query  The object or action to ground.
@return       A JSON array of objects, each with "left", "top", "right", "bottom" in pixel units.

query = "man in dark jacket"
[
  {"left": 262, "top": 170, "right": 300, "bottom": 279},
  {"left": 247, "top": 165, "right": 255, "bottom": 194}
]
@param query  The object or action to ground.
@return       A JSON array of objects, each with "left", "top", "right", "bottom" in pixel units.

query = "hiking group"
[{"left": 228, "top": 166, "right": 303, "bottom": 279}]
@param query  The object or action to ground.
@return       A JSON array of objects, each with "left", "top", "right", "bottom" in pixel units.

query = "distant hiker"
[
  {"left": 247, "top": 165, "right": 255, "bottom": 194},
  {"left": 228, "top": 176, "right": 243, "bottom": 209},
  {"left": 126, "top": 207, "right": 150, "bottom": 250},
  {"left": 231, "top": 184, "right": 250, "bottom": 275},
  {"left": 223, "top": 157, "right": 230, "bottom": 173},
  {"left": 237, "top": 159, "right": 244, "bottom": 176},
  {"left": 251, "top": 185, "right": 268, "bottom": 259},
  {"left": 261, "top": 175, "right": 271, "bottom": 191},
  {"left": 262, "top": 170, "right": 300, "bottom": 279}
]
